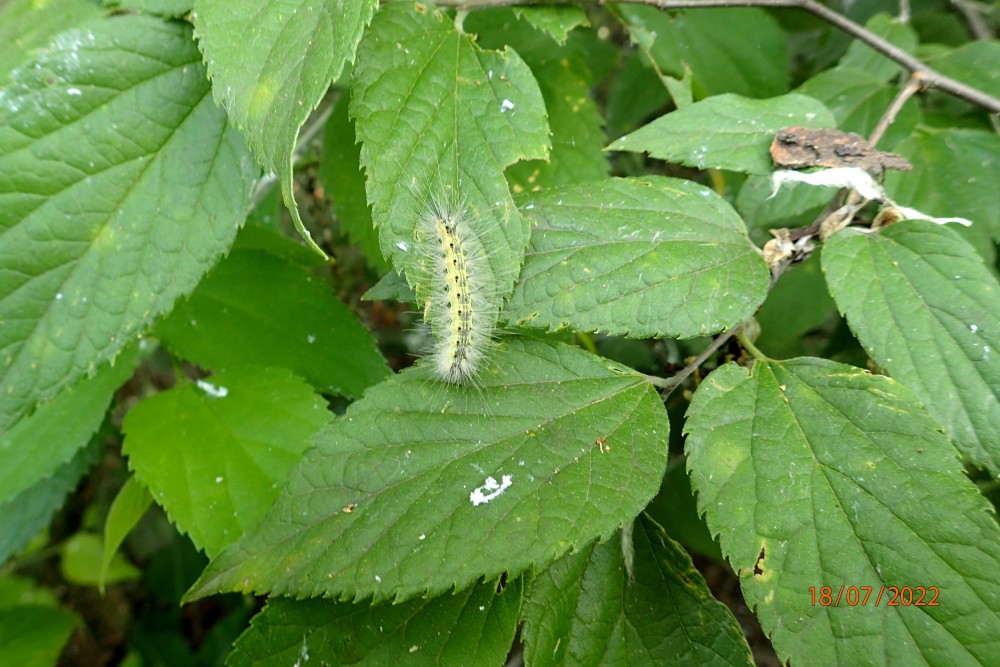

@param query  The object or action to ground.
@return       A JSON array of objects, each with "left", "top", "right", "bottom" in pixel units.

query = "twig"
[
  {"left": 868, "top": 74, "right": 925, "bottom": 147},
  {"left": 951, "top": 0, "right": 993, "bottom": 40},
  {"left": 424, "top": 0, "right": 1000, "bottom": 113},
  {"left": 647, "top": 325, "right": 742, "bottom": 392},
  {"left": 898, "top": 0, "right": 911, "bottom": 23}
]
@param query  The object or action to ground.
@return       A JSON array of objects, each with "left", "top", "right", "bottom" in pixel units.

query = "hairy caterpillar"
[{"left": 415, "top": 198, "right": 499, "bottom": 384}]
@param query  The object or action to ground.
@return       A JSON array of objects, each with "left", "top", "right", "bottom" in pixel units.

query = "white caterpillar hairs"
[{"left": 414, "top": 194, "right": 500, "bottom": 384}]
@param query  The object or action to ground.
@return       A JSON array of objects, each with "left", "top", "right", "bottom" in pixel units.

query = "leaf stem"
[
  {"left": 421, "top": 0, "right": 1000, "bottom": 113},
  {"left": 736, "top": 328, "right": 769, "bottom": 361}
]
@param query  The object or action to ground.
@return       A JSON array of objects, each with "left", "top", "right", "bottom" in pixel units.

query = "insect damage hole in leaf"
[{"left": 753, "top": 545, "right": 766, "bottom": 580}]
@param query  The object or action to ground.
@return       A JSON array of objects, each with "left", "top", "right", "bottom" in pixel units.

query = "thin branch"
[
  {"left": 868, "top": 74, "right": 925, "bottom": 147},
  {"left": 898, "top": 0, "right": 911, "bottom": 23},
  {"left": 647, "top": 325, "right": 741, "bottom": 392},
  {"left": 951, "top": 0, "right": 993, "bottom": 40},
  {"left": 425, "top": 0, "right": 1000, "bottom": 113}
]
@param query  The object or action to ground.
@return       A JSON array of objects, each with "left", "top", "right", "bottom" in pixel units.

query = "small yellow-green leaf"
[
  {"left": 122, "top": 367, "right": 330, "bottom": 556},
  {"left": 62, "top": 533, "right": 140, "bottom": 587},
  {"left": 100, "top": 476, "right": 152, "bottom": 593}
]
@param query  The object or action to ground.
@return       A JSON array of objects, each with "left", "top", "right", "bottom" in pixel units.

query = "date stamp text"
[{"left": 808, "top": 586, "right": 940, "bottom": 607}]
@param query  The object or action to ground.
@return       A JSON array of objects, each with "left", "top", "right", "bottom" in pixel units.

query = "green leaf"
[
  {"left": 0, "top": 439, "right": 100, "bottom": 565},
  {"left": 506, "top": 177, "right": 770, "bottom": 339},
  {"left": 927, "top": 41, "right": 1000, "bottom": 100},
  {"left": 608, "top": 94, "right": 835, "bottom": 175},
  {"left": 618, "top": 7, "right": 789, "bottom": 98},
  {"left": 100, "top": 476, "right": 153, "bottom": 593},
  {"left": 823, "top": 221, "right": 1000, "bottom": 474},
  {"left": 0, "top": 574, "right": 61, "bottom": 609},
  {"left": 231, "top": 222, "right": 326, "bottom": 269},
  {"left": 361, "top": 271, "right": 415, "bottom": 303},
  {"left": 522, "top": 516, "right": 753, "bottom": 666},
  {"left": 185, "top": 337, "right": 669, "bottom": 603},
  {"left": 122, "top": 367, "right": 330, "bottom": 556},
  {"left": 351, "top": 3, "right": 549, "bottom": 300},
  {"left": 0, "top": 348, "right": 136, "bottom": 504},
  {"left": 156, "top": 248, "right": 389, "bottom": 399},
  {"left": 0, "top": 15, "right": 257, "bottom": 432},
  {"left": 646, "top": 459, "right": 721, "bottom": 560},
  {"left": 192, "top": 0, "right": 377, "bottom": 257},
  {"left": 62, "top": 533, "right": 141, "bottom": 586},
  {"left": 605, "top": 51, "right": 670, "bottom": 137},
  {"left": 796, "top": 67, "right": 921, "bottom": 148},
  {"left": 319, "top": 96, "right": 388, "bottom": 273},
  {"left": 469, "top": 9, "right": 609, "bottom": 190},
  {"left": 512, "top": 5, "right": 588, "bottom": 44},
  {"left": 884, "top": 128, "right": 1000, "bottom": 265},
  {"left": 661, "top": 65, "right": 694, "bottom": 110},
  {"left": 514, "top": 47, "right": 607, "bottom": 189},
  {"left": 0, "top": 604, "right": 78, "bottom": 667},
  {"left": 0, "top": 0, "right": 104, "bottom": 84},
  {"left": 839, "top": 13, "right": 917, "bottom": 82},
  {"left": 685, "top": 357, "right": 1000, "bottom": 665},
  {"left": 228, "top": 579, "right": 523, "bottom": 666}
]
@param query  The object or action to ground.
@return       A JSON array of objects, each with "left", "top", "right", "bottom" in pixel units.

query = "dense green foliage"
[{"left": 1, "top": 0, "right": 998, "bottom": 665}]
